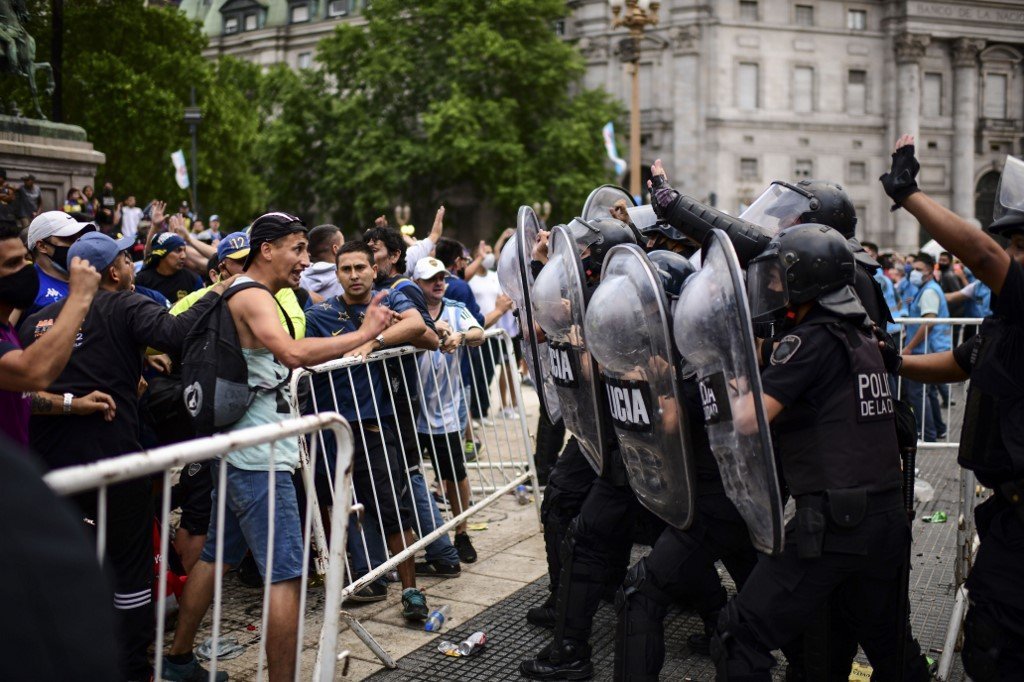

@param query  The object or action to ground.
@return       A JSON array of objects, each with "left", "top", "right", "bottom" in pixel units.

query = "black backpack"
[{"left": 180, "top": 281, "right": 294, "bottom": 435}]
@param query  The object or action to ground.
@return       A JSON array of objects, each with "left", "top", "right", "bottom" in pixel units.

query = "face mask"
[
  {"left": 0, "top": 263, "right": 40, "bottom": 310},
  {"left": 482, "top": 253, "right": 496, "bottom": 271},
  {"left": 903, "top": 263, "right": 913, "bottom": 275},
  {"left": 909, "top": 270, "right": 924, "bottom": 287},
  {"left": 939, "top": 262, "right": 950, "bottom": 272},
  {"left": 46, "top": 243, "right": 71, "bottom": 275}
]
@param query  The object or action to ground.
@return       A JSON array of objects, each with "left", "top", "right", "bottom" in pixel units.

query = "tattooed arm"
[{"left": 29, "top": 390, "right": 117, "bottom": 421}]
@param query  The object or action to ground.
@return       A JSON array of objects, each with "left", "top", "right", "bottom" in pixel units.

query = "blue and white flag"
[
  {"left": 602, "top": 122, "right": 627, "bottom": 177},
  {"left": 171, "top": 149, "right": 189, "bottom": 190}
]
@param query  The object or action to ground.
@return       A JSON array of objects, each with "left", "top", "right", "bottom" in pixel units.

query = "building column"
[
  {"left": 952, "top": 38, "right": 985, "bottom": 221},
  {"left": 671, "top": 24, "right": 702, "bottom": 196},
  {"left": 894, "top": 33, "right": 930, "bottom": 251}
]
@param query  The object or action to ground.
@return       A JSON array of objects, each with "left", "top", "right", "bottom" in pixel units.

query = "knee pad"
[{"left": 962, "top": 606, "right": 1005, "bottom": 682}]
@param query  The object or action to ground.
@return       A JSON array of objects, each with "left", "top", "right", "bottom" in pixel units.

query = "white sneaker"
[
  {"left": 480, "top": 417, "right": 494, "bottom": 427},
  {"left": 500, "top": 408, "right": 518, "bottom": 419}
]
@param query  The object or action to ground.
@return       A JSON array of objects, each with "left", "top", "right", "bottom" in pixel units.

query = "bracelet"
[{"left": 62, "top": 393, "right": 73, "bottom": 415}]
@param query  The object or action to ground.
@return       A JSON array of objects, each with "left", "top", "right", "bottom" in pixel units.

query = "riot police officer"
[
  {"left": 712, "top": 223, "right": 909, "bottom": 680},
  {"left": 879, "top": 136, "right": 1024, "bottom": 679}
]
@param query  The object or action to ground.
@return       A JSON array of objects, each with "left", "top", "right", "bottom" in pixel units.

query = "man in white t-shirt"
[
  {"left": 467, "top": 244, "right": 517, "bottom": 419},
  {"left": 119, "top": 195, "right": 144, "bottom": 241},
  {"left": 414, "top": 257, "right": 485, "bottom": 564}
]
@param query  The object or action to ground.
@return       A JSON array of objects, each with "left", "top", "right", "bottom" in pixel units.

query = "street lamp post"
[
  {"left": 183, "top": 87, "right": 202, "bottom": 219},
  {"left": 608, "top": 0, "right": 660, "bottom": 200}
]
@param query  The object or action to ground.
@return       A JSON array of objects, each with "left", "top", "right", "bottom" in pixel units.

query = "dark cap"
[{"left": 243, "top": 211, "right": 308, "bottom": 270}]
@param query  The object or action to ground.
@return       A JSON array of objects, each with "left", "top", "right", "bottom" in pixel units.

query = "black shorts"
[
  {"left": 170, "top": 460, "right": 214, "bottom": 536},
  {"left": 347, "top": 423, "right": 414, "bottom": 536},
  {"left": 419, "top": 431, "right": 467, "bottom": 483}
]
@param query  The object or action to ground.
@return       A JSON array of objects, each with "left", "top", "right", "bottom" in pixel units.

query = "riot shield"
[
  {"left": 586, "top": 244, "right": 695, "bottom": 529},
  {"left": 582, "top": 184, "right": 637, "bottom": 222},
  {"left": 532, "top": 225, "right": 611, "bottom": 474},
  {"left": 673, "top": 229, "right": 784, "bottom": 555},
  {"left": 497, "top": 206, "right": 561, "bottom": 422}
]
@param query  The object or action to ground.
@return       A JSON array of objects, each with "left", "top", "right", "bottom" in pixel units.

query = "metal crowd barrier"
[
  {"left": 289, "top": 327, "right": 539, "bottom": 667},
  {"left": 44, "top": 413, "right": 356, "bottom": 682},
  {"left": 889, "top": 316, "right": 984, "bottom": 680}
]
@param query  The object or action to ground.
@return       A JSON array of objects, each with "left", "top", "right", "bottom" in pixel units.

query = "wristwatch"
[
  {"left": 62, "top": 393, "right": 74, "bottom": 415},
  {"left": 374, "top": 334, "right": 386, "bottom": 350}
]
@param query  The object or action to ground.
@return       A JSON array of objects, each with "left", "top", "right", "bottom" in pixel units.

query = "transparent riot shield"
[
  {"left": 497, "top": 206, "right": 561, "bottom": 422},
  {"left": 532, "top": 225, "right": 611, "bottom": 474},
  {"left": 673, "top": 229, "right": 785, "bottom": 555},
  {"left": 586, "top": 244, "right": 695, "bottom": 529},
  {"left": 582, "top": 184, "right": 636, "bottom": 222}
]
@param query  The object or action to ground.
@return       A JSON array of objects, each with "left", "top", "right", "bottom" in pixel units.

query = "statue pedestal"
[{"left": 0, "top": 115, "right": 105, "bottom": 214}]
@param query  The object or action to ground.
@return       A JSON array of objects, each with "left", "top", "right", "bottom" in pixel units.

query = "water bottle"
[
  {"left": 515, "top": 484, "right": 530, "bottom": 505},
  {"left": 424, "top": 604, "right": 450, "bottom": 632}
]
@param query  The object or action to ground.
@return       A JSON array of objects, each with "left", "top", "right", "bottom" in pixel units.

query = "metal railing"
[
  {"left": 889, "top": 316, "right": 985, "bottom": 680},
  {"left": 44, "top": 413, "right": 356, "bottom": 682},
  {"left": 289, "top": 327, "right": 539, "bottom": 667}
]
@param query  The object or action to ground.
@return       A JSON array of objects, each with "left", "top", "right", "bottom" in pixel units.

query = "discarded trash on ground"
[
  {"left": 468, "top": 523, "right": 489, "bottom": 532},
  {"left": 195, "top": 636, "right": 246, "bottom": 661},
  {"left": 914, "top": 479, "right": 935, "bottom": 504},
  {"left": 437, "top": 631, "right": 487, "bottom": 657},
  {"left": 922, "top": 511, "right": 948, "bottom": 523}
]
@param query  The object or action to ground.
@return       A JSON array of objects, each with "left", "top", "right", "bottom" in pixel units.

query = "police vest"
[
  {"left": 771, "top": 319, "right": 902, "bottom": 497},
  {"left": 958, "top": 315, "right": 1024, "bottom": 487},
  {"left": 906, "top": 279, "right": 952, "bottom": 353}
]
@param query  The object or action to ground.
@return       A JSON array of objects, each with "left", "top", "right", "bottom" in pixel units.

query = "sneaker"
[
  {"left": 500, "top": 407, "right": 518, "bottom": 419},
  {"left": 345, "top": 581, "right": 387, "bottom": 604},
  {"left": 454, "top": 532, "right": 478, "bottom": 563},
  {"left": 521, "top": 376, "right": 535, "bottom": 388},
  {"left": 161, "top": 654, "right": 228, "bottom": 681},
  {"left": 415, "top": 559, "right": 462, "bottom": 578},
  {"left": 401, "top": 587, "right": 429, "bottom": 622},
  {"left": 464, "top": 440, "right": 483, "bottom": 462},
  {"left": 480, "top": 417, "right": 494, "bottom": 426}
]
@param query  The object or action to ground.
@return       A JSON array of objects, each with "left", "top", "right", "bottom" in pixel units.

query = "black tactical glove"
[
  {"left": 879, "top": 144, "right": 921, "bottom": 211},
  {"left": 649, "top": 173, "right": 680, "bottom": 220},
  {"left": 873, "top": 326, "right": 903, "bottom": 375}
]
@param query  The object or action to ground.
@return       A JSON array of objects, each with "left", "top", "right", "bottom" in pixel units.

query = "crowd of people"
[{"left": 0, "top": 182, "right": 521, "bottom": 680}]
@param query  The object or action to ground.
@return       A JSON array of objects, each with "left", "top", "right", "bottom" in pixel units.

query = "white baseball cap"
[
  {"left": 413, "top": 257, "right": 448, "bottom": 281},
  {"left": 27, "top": 210, "right": 96, "bottom": 250}
]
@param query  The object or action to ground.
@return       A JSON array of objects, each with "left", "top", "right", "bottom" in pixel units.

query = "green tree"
[
  {"left": 4, "top": 1, "right": 264, "bottom": 227},
  {"left": 308, "top": 0, "right": 622, "bottom": 231}
]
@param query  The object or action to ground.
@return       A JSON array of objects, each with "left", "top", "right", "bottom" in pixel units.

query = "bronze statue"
[{"left": 1, "top": 0, "right": 54, "bottom": 119}]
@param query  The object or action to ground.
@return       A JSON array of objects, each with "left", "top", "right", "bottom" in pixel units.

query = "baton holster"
[
  {"left": 795, "top": 495, "right": 826, "bottom": 559},
  {"left": 825, "top": 487, "right": 868, "bottom": 528}
]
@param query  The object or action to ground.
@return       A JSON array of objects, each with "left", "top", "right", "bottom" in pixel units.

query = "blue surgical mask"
[
  {"left": 909, "top": 270, "right": 924, "bottom": 287},
  {"left": 903, "top": 263, "right": 913, "bottom": 275}
]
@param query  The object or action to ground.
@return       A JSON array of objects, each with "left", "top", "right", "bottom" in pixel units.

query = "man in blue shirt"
[
  {"left": 902, "top": 252, "right": 952, "bottom": 441},
  {"left": 305, "top": 241, "right": 451, "bottom": 620},
  {"left": 18, "top": 211, "right": 95, "bottom": 325}
]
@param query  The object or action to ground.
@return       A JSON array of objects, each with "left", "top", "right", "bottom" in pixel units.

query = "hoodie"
[{"left": 299, "top": 261, "right": 344, "bottom": 299}]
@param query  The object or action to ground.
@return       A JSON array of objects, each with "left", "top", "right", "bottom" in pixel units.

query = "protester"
[
  {"left": 300, "top": 223, "right": 345, "bottom": 298},
  {"left": 0, "top": 169, "right": 16, "bottom": 230},
  {"left": 97, "top": 181, "right": 117, "bottom": 234},
  {"left": 21, "top": 231, "right": 230, "bottom": 682},
  {"left": 135, "top": 229, "right": 203, "bottom": 302},
  {"left": 14, "top": 174, "right": 41, "bottom": 229},
  {"left": 196, "top": 214, "right": 222, "bottom": 243},
  {"left": 119, "top": 194, "right": 144, "bottom": 242},
  {"left": 63, "top": 187, "right": 87, "bottom": 221},
  {"left": 305, "top": 240, "right": 446, "bottom": 612},
  {"left": 81, "top": 185, "right": 98, "bottom": 220},
  {"left": 0, "top": 225, "right": 100, "bottom": 446},
  {"left": 414, "top": 256, "right": 485, "bottom": 564},
  {"left": 17, "top": 210, "right": 96, "bottom": 324},
  {"left": 166, "top": 212, "right": 392, "bottom": 681}
]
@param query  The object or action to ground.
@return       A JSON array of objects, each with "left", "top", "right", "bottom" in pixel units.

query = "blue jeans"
[
  {"left": 200, "top": 463, "right": 304, "bottom": 583},
  {"left": 347, "top": 471, "right": 459, "bottom": 583},
  {"left": 902, "top": 379, "right": 947, "bottom": 442}
]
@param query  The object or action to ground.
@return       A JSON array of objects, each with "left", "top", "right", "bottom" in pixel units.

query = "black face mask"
[
  {"left": 0, "top": 263, "right": 40, "bottom": 311},
  {"left": 939, "top": 263, "right": 951, "bottom": 272},
  {"left": 46, "top": 243, "right": 71, "bottom": 274}
]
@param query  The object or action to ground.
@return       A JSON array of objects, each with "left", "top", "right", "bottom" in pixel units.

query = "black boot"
[
  {"left": 687, "top": 614, "right": 718, "bottom": 656},
  {"left": 519, "top": 639, "right": 594, "bottom": 680},
  {"left": 527, "top": 592, "right": 557, "bottom": 629}
]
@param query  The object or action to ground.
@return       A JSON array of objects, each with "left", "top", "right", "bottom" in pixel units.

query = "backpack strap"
[{"left": 223, "top": 281, "right": 296, "bottom": 339}]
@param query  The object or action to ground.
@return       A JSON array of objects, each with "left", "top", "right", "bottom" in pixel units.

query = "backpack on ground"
[{"left": 180, "top": 281, "right": 293, "bottom": 435}]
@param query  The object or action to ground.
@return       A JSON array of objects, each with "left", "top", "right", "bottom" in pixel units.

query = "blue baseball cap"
[
  {"left": 217, "top": 231, "right": 251, "bottom": 262},
  {"left": 146, "top": 232, "right": 187, "bottom": 265},
  {"left": 68, "top": 232, "right": 135, "bottom": 271}
]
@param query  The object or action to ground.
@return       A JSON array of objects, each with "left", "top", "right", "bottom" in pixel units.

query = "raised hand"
[
  {"left": 66, "top": 255, "right": 101, "bottom": 302},
  {"left": 879, "top": 134, "right": 921, "bottom": 211},
  {"left": 363, "top": 292, "right": 392, "bottom": 337}
]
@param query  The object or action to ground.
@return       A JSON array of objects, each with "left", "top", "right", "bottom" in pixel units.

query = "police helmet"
[
  {"left": 987, "top": 155, "right": 1024, "bottom": 238},
  {"left": 647, "top": 249, "right": 695, "bottom": 299},
  {"left": 746, "top": 223, "right": 856, "bottom": 322},
  {"left": 794, "top": 180, "right": 858, "bottom": 239},
  {"left": 565, "top": 216, "right": 637, "bottom": 273}
]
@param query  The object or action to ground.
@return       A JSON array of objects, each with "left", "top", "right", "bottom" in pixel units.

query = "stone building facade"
[{"left": 181, "top": 0, "right": 1023, "bottom": 250}]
